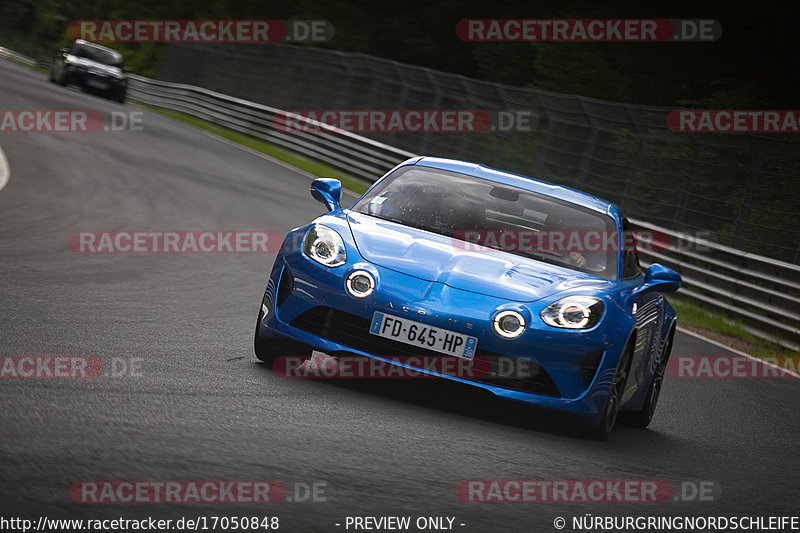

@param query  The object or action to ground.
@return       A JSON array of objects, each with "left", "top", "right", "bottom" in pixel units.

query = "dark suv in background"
[{"left": 49, "top": 40, "right": 128, "bottom": 103}]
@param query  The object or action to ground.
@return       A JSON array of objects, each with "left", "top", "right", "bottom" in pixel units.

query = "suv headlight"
[
  {"left": 540, "top": 296, "right": 604, "bottom": 329},
  {"left": 303, "top": 224, "right": 346, "bottom": 267}
]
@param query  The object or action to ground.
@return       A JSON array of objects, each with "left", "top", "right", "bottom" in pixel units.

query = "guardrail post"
[
  {"left": 730, "top": 140, "right": 763, "bottom": 249},
  {"left": 532, "top": 93, "right": 555, "bottom": 177},
  {"left": 673, "top": 137, "right": 704, "bottom": 230},
  {"left": 620, "top": 107, "right": 648, "bottom": 211},
  {"left": 574, "top": 97, "right": 598, "bottom": 186}
]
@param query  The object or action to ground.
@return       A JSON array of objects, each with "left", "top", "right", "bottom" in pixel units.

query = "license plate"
[
  {"left": 87, "top": 79, "right": 108, "bottom": 89},
  {"left": 369, "top": 311, "right": 478, "bottom": 360}
]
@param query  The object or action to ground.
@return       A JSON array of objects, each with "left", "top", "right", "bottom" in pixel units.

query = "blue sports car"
[{"left": 255, "top": 157, "right": 681, "bottom": 438}]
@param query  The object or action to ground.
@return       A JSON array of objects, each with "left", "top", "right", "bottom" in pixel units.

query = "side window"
[{"left": 621, "top": 218, "right": 642, "bottom": 279}]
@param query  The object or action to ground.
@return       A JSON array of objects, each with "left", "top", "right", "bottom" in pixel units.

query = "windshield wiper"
[
  {"left": 365, "top": 213, "right": 439, "bottom": 234},
  {"left": 369, "top": 214, "right": 404, "bottom": 224},
  {"left": 512, "top": 249, "right": 571, "bottom": 268}
]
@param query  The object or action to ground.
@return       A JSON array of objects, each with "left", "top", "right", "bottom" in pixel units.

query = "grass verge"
[
  {"left": 669, "top": 297, "right": 798, "bottom": 358},
  {"left": 135, "top": 103, "right": 372, "bottom": 195}
]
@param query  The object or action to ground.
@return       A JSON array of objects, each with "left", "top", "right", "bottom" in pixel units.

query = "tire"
[
  {"left": 627, "top": 330, "right": 674, "bottom": 428},
  {"left": 113, "top": 89, "right": 126, "bottom": 104},
  {"left": 253, "top": 311, "right": 310, "bottom": 366},
  {"left": 254, "top": 332, "right": 279, "bottom": 364},
  {"left": 591, "top": 335, "right": 635, "bottom": 440}
]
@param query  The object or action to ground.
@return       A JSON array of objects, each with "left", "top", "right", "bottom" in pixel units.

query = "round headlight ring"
[
  {"left": 346, "top": 270, "right": 375, "bottom": 299},
  {"left": 493, "top": 310, "right": 526, "bottom": 339},
  {"left": 540, "top": 296, "right": 604, "bottom": 329},
  {"left": 311, "top": 239, "right": 334, "bottom": 261},
  {"left": 558, "top": 302, "right": 591, "bottom": 328}
]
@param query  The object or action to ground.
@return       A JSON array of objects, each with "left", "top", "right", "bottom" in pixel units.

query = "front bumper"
[
  {"left": 64, "top": 66, "right": 127, "bottom": 96},
  {"left": 257, "top": 249, "right": 630, "bottom": 425}
]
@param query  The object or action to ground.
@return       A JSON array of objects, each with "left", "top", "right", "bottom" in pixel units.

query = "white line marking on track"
[
  {"left": 677, "top": 326, "right": 800, "bottom": 380},
  {"left": 0, "top": 143, "right": 9, "bottom": 193}
]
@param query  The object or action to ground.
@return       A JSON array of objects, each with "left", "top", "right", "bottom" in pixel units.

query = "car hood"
[
  {"left": 66, "top": 55, "right": 125, "bottom": 78},
  {"left": 346, "top": 212, "right": 609, "bottom": 302}
]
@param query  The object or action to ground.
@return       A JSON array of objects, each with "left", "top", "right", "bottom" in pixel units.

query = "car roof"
[
  {"left": 74, "top": 39, "right": 121, "bottom": 56},
  {"left": 411, "top": 156, "right": 618, "bottom": 219}
]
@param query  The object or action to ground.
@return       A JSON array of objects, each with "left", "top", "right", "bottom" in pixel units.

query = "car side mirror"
[
  {"left": 310, "top": 178, "right": 342, "bottom": 212},
  {"left": 633, "top": 264, "right": 682, "bottom": 297},
  {"left": 122, "top": 66, "right": 132, "bottom": 73},
  {"left": 59, "top": 47, "right": 70, "bottom": 55}
]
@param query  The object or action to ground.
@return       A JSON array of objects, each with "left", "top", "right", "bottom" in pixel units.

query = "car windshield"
[
  {"left": 352, "top": 166, "right": 619, "bottom": 279},
  {"left": 71, "top": 43, "right": 122, "bottom": 67}
]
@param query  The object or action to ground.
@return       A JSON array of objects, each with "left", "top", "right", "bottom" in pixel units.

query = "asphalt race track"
[{"left": 1, "top": 58, "right": 798, "bottom": 531}]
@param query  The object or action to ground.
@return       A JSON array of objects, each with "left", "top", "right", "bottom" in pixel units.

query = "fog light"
[
  {"left": 346, "top": 271, "right": 375, "bottom": 298},
  {"left": 493, "top": 310, "right": 526, "bottom": 339}
]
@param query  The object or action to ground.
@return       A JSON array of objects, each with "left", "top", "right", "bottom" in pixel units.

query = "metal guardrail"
[
  {"left": 127, "top": 75, "right": 799, "bottom": 349},
  {"left": 2, "top": 49, "right": 798, "bottom": 349},
  {"left": 158, "top": 42, "right": 800, "bottom": 265},
  {"left": 127, "top": 75, "right": 414, "bottom": 183},
  {"left": 634, "top": 220, "right": 800, "bottom": 349},
  {"left": 0, "top": 47, "right": 36, "bottom": 66}
]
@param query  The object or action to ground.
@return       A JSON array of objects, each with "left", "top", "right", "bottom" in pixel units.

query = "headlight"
[
  {"left": 540, "top": 296, "right": 604, "bottom": 329},
  {"left": 303, "top": 224, "right": 346, "bottom": 267},
  {"left": 493, "top": 310, "right": 526, "bottom": 339}
]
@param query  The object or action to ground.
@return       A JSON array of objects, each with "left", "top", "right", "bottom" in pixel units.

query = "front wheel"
[
  {"left": 254, "top": 333, "right": 278, "bottom": 364},
  {"left": 591, "top": 335, "right": 634, "bottom": 440},
  {"left": 628, "top": 331, "right": 674, "bottom": 428},
  {"left": 254, "top": 311, "right": 310, "bottom": 366}
]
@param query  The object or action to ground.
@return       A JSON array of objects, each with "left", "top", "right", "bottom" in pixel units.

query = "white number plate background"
[{"left": 369, "top": 312, "right": 478, "bottom": 360}]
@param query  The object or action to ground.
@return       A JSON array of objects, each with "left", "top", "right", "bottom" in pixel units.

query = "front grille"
[
  {"left": 290, "top": 306, "right": 561, "bottom": 397},
  {"left": 86, "top": 72, "right": 110, "bottom": 83}
]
